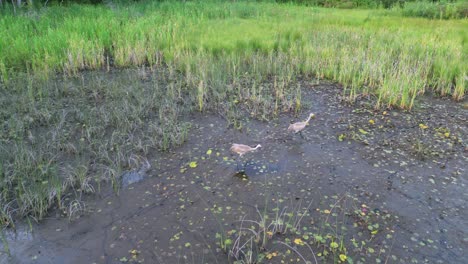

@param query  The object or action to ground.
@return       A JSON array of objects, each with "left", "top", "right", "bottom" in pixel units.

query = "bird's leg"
[
  {"left": 299, "top": 131, "right": 305, "bottom": 139},
  {"left": 236, "top": 156, "right": 245, "bottom": 172},
  {"left": 243, "top": 159, "right": 249, "bottom": 170}
]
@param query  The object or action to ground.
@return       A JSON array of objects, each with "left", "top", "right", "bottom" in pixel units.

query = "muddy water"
[{"left": 1, "top": 84, "right": 467, "bottom": 264}]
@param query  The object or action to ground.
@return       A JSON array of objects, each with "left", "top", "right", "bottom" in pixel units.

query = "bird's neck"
[
  {"left": 253, "top": 145, "right": 260, "bottom": 150},
  {"left": 305, "top": 115, "right": 313, "bottom": 123}
]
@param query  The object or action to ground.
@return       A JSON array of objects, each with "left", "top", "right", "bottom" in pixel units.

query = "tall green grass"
[
  {"left": 0, "top": 0, "right": 466, "bottom": 107},
  {"left": 398, "top": 0, "right": 468, "bottom": 19}
]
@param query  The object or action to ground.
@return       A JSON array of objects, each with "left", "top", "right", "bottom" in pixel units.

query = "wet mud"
[{"left": 1, "top": 82, "right": 466, "bottom": 264}]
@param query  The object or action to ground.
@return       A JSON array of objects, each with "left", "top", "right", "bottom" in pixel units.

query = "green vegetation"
[
  {"left": 1, "top": 1, "right": 466, "bottom": 105},
  {"left": 0, "top": 0, "right": 466, "bottom": 229},
  {"left": 395, "top": 0, "right": 468, "bottom": 19},
  {"left": 216, "top": 194, "right": 395, "bottom": 263}
]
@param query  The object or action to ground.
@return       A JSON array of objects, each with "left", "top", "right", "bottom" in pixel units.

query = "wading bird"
[
  {"left": 288, "top": 113, "right": 315, "bottom": 138},
  {"left": 230, "top": 143, "right": 261, "bottom": 171}
]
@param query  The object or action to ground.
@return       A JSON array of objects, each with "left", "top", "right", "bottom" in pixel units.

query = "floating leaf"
[
  {"left": 119, "top": 257, "right": 128, "bottom": 262},
  {"left": 419, "top": 124, "right": 428, "bottom": 129},
  {"left": 369, "top": 119, "right": 375, "bottom": 125},
  {"left": 338, "top": 134, "right": 346, "bottom": 142},
  {"left": 358, "top": 128, "right": 368, "bottom": 135},
  {"left": 323, "top": 209, "right": 331, "bottom": 214},
  {"left": 206, "top": 149, "right": 212, "bottom": 155},
  {"left": 189, "top": 161, "right": 197, "bottom": 168},
  {"left": 339, "top": 254, "right": 347, "bottom": 261},
  {"left": 315, "top": 235, "right": 324, "bottom": 243},
  {"left": 294, "top": 238, "right": 304, "bottom": 245},
  {"left": 185, "top": 242, "right": 191, "bottom": 248},
  {"left": 444, "top": 132, "right": 450, "bottom": 138},
  {"left": 368, "top": 247, "right": 375, "bottom": 253}
]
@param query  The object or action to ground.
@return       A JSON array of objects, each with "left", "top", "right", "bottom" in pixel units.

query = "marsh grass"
[
  {"left": 0, "top": 1, "right": 466, "bottom": 107},
  {"left": 221, "top": 194, "right": 395, "bottom": 263}
]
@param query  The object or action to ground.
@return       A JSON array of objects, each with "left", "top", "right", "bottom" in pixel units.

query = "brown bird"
[
  {"left": 230, "top": 144, "right": 261, "bottom": 156},
  {"left": 230, "top": 143, "right": 261, "bottom": 171},
  {"left": 288, "top": 113, "right": 315, "bottom": 138}
]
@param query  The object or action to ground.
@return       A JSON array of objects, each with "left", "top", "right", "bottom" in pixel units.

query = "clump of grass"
[{"left": 220, "top": 194, "right": 395, "bottom": 263}]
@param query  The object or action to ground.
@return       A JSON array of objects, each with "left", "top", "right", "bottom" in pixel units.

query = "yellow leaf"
[
  {"left": 266, "top": 253, "right": 273, "bottom": 260},
  {"left": 339, "top": 254, "right": 347, "bottom": 262},
  {"left": 444, "top": 132, "right": 450, "bottom": 138},
  {"left": 323, "top": 209, "right": 331, "bottom": 214},
  {"left": 294, "top": 238, "right": 304, "bottom": 245},
  {"left": 206, "top": 149, "right": 212, "bottom": 155},
  {"left": 371, "top": 230, "right": 378, "bottom": 235},
  {"left": 266, "top": 231, "right": 273, "bottom": 237},
  {"left": 189, "top": 161, "right": 197, "bottom": 168},
  {"left": 359, "top": 128, "right": 368, "bottom": 134},
  {"left": 419, "top": 124, "right": 428, "bottom": 129},
  {"left": 369, "top": 119, "right": 375, "bottom": 125}
]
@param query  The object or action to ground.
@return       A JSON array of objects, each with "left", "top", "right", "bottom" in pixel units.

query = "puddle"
[
  {"left": 1, "top": 82, "right": 466, "bottom": 264},
  {"left": 121, "top": 171, "right": 146, "bottom": 188}
]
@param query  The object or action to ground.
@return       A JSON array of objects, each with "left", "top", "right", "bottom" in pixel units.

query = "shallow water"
[{"left": 1, "top": 83, "right": 466, "bottom": 264}]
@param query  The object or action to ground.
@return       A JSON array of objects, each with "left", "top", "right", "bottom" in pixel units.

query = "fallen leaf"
[
  {"left": 294, "top": 238, "right": 304, "bottom": 245},
  {"left": 189, "top": 161, "right": 197, "bottom": 168}
]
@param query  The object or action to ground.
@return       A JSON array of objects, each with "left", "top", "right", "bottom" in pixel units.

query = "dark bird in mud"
[
  {"left": 288, "top": 113, "right": 315, "bottom": 138},
  {"left": 230, "top": 143, "right": 261, "bottom": 171}
]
